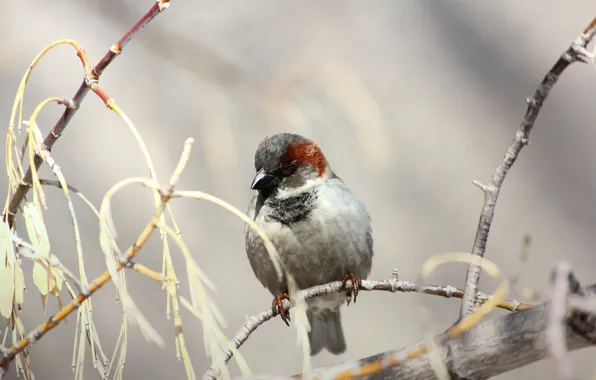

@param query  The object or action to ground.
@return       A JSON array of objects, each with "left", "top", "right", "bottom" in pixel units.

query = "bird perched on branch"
[{"left": 245, "top": 133, "right": 374, "bottom": 356}]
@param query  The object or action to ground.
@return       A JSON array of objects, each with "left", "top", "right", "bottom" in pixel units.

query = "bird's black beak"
[{"left": 251, "top": 168, "right": 278, "bottom": 190}]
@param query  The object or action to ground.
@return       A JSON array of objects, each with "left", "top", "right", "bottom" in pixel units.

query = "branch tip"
[{"left": 157, "top": 0, "right": 171, "bottom": 11}]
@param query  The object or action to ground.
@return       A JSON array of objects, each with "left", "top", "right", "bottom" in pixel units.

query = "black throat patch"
[{"left": 265, "top": 190, "right": 316, "bottom": 226}]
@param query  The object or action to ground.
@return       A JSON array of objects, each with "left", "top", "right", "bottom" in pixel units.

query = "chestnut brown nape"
[{"left": 282, "top": 141, "right": 327, "bottom": 176}]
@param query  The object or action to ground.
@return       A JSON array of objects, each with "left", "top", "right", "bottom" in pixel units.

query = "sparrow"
[{"left": 244, "top": 133, "right": 373, "bottom": 356}]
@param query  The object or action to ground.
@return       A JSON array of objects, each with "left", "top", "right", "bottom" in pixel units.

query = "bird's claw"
[
  {"left": 342, "top": 273, "right": 361, "bottom": 306},
  {"left": 272, "top": 293, "right": 291, "bottom": 326}
]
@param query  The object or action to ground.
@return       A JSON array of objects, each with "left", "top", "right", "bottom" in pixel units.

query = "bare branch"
[
  {"left": 3, "top": 0, "right": 172, "bottom": 228},
  {"left": 0, "top": 197, "right": 170, "bottom": 376},
  {"left": 460, "top": 16, "right": 596, "bottom": 319},
  {"left": 38, "top": 179, "right": 82, "bottom": 195},
  {"left": 16, "top": 243, "right": 82, "bottom": 294},
  {"left": 243, "top": 281, "right": 596, "bottom": 380},
  {"left": 204, "top": 278, "right": 532, "bottom": 380}
]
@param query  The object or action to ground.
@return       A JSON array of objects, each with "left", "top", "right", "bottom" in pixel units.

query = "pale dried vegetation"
[{"left": 1, "top": 2, "right": 596, "bottom": 380}]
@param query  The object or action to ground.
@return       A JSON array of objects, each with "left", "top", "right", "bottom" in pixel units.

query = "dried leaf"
[
  {"left": 14, "top": 264, "right": 24, "bottom": 305},
  {"left": 32, "top": 261, "right": 50, "bottom": 296},
  {"left": 0, "top": 220, "right": 17, "bottom": 318},
  {"left": 0, "top": 257, "right": 14, "bottom": 319},
  {"left": 23, "top": 202, "right": 64, "bottom": 311}
]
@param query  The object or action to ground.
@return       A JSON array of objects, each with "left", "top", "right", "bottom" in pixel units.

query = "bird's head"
[{"left": 251, "top": 133, "right": 329, "bottom": 197}]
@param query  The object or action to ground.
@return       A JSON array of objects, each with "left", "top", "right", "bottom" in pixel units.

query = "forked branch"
[
  {"left": 0, "top": 198, "right": 168, "bottom": 377},
  {"left": 460, "top": 16, "right": 596, "bottom": 319},
  {"left": 3, "top": 0, "right": 172, "bottom": 228},
  {"left": 0, "top": 134, "right": 194, "bottom": 378},
  {"left": 241, "top": 275, "right": 596, "bottom": 380},
  {"left": 204, "top": 277, "right": 532, "bottom": 380}
]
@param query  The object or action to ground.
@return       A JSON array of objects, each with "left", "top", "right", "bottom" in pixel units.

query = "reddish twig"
[{"left": 3, "top": 0, "right": 171, "bottom": 228}]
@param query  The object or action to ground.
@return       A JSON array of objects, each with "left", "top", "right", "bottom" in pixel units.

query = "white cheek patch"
[{"left": 276, "top": 176, "right": 326, "bottom": 199}]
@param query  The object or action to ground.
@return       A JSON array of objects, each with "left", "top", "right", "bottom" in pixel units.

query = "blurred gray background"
[{"left": 1, "top": 1, "right": 596, "bottom": 379}]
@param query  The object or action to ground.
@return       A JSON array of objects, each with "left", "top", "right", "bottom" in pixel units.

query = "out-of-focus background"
[{"left": 1, "top": 1, "right": 596, "bottom": 379}]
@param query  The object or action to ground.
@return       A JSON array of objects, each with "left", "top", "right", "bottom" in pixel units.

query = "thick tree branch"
[
  {"left": 204, "top": 278, "right": 532, "bottom": 380},
  {"left": 547, "top": 262, "right": 583, "bottom": 380},
  {"left": 243, "top": 280, "right": 596, "bottom": 380},
  {"left": 460, "top": 17, "right": 596, "bottom": 319}
]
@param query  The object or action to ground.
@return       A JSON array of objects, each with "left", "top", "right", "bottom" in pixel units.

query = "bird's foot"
[
  {"left": 272, "top": 292, "right": 291, "bottom": 326},
  {"left": 342, "top": 273, "right": 362, "bottom": 306}
]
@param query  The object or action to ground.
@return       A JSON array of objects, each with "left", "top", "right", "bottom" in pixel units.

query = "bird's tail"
[{"left": 307, "top": 309, "right": 346, "bottom": 356}]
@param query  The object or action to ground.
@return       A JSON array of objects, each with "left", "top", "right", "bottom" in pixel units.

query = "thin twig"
[
  {"left": 203, "top": 278, "right": 532, "bottom": 380},
  {"left": 460, "top": 17, "right": 596, "bottom": 318},
  {"left": 130, "top": 262, "right": 165, "bottom": 282},
  {"left": 3, "top": 0, "right": 171, "bottom": 228},
  {"left": 38, "top": 179, "right": 81, "bottom": 195},
  {"left": 243, "top": 259, "right": 557, "bottom": 380},
  {"left": 0, "top": 198, "right": 169, "bottom": 374},
  {"left": 36, "top": 144, "right": 109, "bottom": 378},
  {"left": 15, "top": 244, "right": 82, "bottom": 294}
]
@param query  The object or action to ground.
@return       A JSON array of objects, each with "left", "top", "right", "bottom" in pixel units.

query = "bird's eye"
[{"left": 280, "top": 162, "right": 296, "bottom": 176}]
